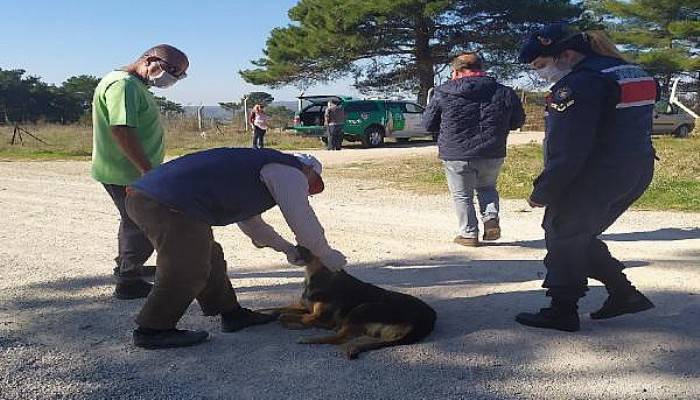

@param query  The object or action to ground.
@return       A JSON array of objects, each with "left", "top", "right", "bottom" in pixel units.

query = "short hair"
[
  {"left": 140, "top": 44, "right": 189, "bottom": 69},
  {"left": 451, "top": 52, "right": 483, "bottom": 71}
]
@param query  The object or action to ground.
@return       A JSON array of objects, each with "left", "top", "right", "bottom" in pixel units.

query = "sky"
[{"left": 0, "top": 0, "right": 364, "bottom": 106}]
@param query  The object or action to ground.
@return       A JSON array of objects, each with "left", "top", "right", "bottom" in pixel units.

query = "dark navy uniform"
[{"left": 533, "top": 55, "right": 657, "bottom": 300}]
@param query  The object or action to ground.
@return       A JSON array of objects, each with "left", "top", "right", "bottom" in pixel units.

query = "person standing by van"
[{"left": 324, "top": 99, "right": 346, "bottom": 150}]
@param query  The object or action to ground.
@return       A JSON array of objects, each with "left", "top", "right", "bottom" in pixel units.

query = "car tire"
[
  {"left": 362, "top": 126, "right": 384, "bottom": 148},
  {"left": 674, "top": 125, "right": 691, "bottom": 138}
]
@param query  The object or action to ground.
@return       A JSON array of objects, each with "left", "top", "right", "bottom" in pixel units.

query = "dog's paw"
[{"left": 277, "top": 314, "right": 307, "bottom": 330}]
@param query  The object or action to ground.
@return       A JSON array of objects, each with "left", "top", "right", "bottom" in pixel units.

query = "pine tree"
[
  {"left": 240, "top": 0, "right": 581, "bottom": 104},
  {"left": 593, "top": 0, "right": 700, "bottom": 96}
]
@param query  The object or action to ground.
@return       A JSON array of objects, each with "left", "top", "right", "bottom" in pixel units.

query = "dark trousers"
[
  {"left": 125, "top": 191, "right": 240, "bottom": 329},
  {"left": 542, "top": 157, "right": 654, "bottom": 301},
  {"left": 103, "top": 184, "right": 154, "bottom": 279},
  {"left": 327, "top": 125, "right": 343, "bottom": 150},
  {"left": 252, "top": 126, "right": 266, "bottom": 149}
]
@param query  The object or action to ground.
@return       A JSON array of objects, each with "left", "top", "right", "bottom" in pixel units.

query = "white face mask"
[
  {"left": 536, "top": 60, "right": 571, "bottom": 84},
  {"left": 148, "top": 69, "right": 179, "bottom": 88}
]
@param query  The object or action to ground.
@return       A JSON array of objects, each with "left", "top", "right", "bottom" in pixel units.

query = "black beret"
[{"left": 518, "top": 23, "right": 590, "bottom": 63}]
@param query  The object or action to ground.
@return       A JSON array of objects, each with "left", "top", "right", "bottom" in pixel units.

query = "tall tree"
[
  {"left": 218, "top": 101, "right": 242, "bottom": 113},
  {"left": 62, "top": 75, "right": 100, "bottom": 111},
  {"left": 591, "top": 0, "right": 700, "bottom": 96},
  {"left": 241, "top": 0, "right": 581, "bottom": 104},
  {"left": 265, "top": 105, "right": 295, "bottom": 129},
  {"left": 154, "top": 96, "right": 184, "bottom": 115},
  {"left": 244, "top": 91, "right": 274, "bottom": 106}
]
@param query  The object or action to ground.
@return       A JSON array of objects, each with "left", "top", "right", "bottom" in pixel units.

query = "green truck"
[{"left": 291, "top": 95, "right": 438, "bottom": 147}]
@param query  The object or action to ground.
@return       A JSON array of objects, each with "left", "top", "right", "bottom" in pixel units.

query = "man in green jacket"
[{"left": 91, "top": 44, "right": 188, "bottom": 299}]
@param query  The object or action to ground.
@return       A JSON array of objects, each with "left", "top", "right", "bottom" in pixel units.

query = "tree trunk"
[{"left": 414, "top": 18, "right": 434, "bottom": 106}]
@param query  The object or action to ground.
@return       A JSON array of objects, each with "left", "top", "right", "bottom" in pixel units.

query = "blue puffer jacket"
[{"left": 422, "top": 77, "right": 525, "bottom": 161}]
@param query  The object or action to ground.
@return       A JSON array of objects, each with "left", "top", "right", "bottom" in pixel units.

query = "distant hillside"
[
  {"left": 183, "top": 101, "right": 298, "bottom": 121},
  {"left": 182, "top": 106, "right": 231, "bottom": 120}
]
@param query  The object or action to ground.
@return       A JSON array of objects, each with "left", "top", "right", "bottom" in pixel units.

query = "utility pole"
[
  {"left": 297, "top": 90, "right": 305, "bottom": 113},
  {"left": 197, "top": 103, "right": 205, "bottom": 137},
  {"left": 243, "top": 96, "right": 249, "bottom": 131}
]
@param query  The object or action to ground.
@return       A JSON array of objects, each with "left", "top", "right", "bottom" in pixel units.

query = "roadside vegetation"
[
  {"left": 327, "top": 135, "right": 700, "bottom": 212},
  {"left": 0, "top": 122, "right": 323, "bottom": 160}
]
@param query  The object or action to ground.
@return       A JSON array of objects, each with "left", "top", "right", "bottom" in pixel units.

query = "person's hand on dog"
[
  {"left": 287, "top": 245, "right": 346, "bottom": 271},
  {"left": 318, "top": 249, "right": 346, "bottom": 272},
  {"left": 285, "top": 245, "right": 305, "bottom": 266}
]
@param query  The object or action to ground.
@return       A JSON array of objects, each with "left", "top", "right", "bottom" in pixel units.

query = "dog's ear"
[{"left": 295, "top": 245, "right": 330, "bottom": 271}]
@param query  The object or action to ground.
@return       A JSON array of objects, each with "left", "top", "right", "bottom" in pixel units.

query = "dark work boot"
[
  {"left": 482, "top": 219, "right": 501, "bottom": 241},
  {"left": 591, "top": 290, "right": 654, "bottom": 320},
  {"left": 516, "top": 300, "right": 580, "bottom": 332},
  {"left": 221, "top": 307, "right": 278, "bottom": 333},
  {"left": 133, "top": 328, "right": 209, "bottom": 349},
  {"left": 113, "top": 265, "right": 156, "bottom": 278},
  {"left": 114, "top": 279, "right": 153, "bottom": 300}
]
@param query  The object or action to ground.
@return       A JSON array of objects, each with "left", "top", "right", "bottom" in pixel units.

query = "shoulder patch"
[
  {"left": 549, "top": 86, "right": 575, "bottom": 112},
  {"left": 554, "top": 86, "right": 572, "bottom": 102}
]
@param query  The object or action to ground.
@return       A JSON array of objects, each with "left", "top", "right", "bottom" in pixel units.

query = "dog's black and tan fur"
[{"left": 264, "top": 247, "right": 437, "bottom": 359}]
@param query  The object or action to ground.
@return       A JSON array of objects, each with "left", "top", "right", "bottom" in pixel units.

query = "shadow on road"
[
  {"left": 495, "top": 227, "right": 700, "bottom": 250},
  {"left": 1, "top": 255, "right": 697, "bottom": 399},
  {"left": 602, "top": 227, "right": 700, "bottom": 242}
]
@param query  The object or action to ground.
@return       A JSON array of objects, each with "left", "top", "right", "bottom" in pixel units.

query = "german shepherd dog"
[{"left": 264, "top": 247, "right": 437, "bottom": 359}]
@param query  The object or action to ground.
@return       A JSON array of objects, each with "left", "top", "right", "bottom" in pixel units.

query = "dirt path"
[
  {"left": 0, "top": 147, "right": 698, "bottom": 399},
  {"left": 303, "top": 131, "right": 544, "bottom": 166}
]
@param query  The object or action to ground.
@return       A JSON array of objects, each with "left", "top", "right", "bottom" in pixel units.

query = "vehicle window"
[
  {"left": 344, "top": 102, "right": 379, "bottom": 112},
  {"left": 387, "top": 102, "right": 406, "bottom": 112},
  {"left": 304, "top": 105, "right": 323, "bottom": 113},
  {"left": 654, "top": 101, "right": 676, "bottom": 114},
  {"left": 404, "top": 103, "right": 424, "bottom": 113}
]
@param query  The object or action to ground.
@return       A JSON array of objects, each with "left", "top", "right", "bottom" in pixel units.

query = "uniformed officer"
[{"left": 515, "top": 23, "right": 656, "bottom": 332}]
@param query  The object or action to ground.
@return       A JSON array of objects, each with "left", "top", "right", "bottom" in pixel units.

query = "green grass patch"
[
  {"left": 327, "top": 136, "right": 700, "bottom": 212},
  {"left": 0, "top": 123, "right": 322, "bottom": 160}
]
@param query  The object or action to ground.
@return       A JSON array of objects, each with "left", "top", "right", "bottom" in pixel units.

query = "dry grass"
[
  {"left": 0, "top": 121, "right": 322, "bottom": 160},
  {"left": 328, "top": 136, "right": 700, "bottom": 212}
]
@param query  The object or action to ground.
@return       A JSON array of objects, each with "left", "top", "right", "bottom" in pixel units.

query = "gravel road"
[{"left": 0, "top": 138, "right": 698, "bottom": 399}]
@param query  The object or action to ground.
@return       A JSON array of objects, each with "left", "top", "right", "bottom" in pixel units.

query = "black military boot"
[
  {"left": 113, "top": 265, "right": 156, "bottom": 278},
  {"left": 114, "top": 279, "right": 153, "bottom": 300},
  {"left": 516, "top": 300, "right": 580, "bottom": 332},
  {"left": 591, "top": 289, "right": 654, "bottom": 320},
  {"left": 221, "top": 307, "right": 278, "bottom": 333}
]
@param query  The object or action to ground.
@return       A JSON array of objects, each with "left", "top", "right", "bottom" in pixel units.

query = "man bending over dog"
[{"left": 125, "top": 148, "right": 346, "bottom": 349}]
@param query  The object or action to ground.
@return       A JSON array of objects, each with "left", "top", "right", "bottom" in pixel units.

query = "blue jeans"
[
  {"left": 443, "top": 158, "right": 504, "bottom": 238},
  {"left": 252, "top": 126, "right": 266, "bottom": 149}
]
